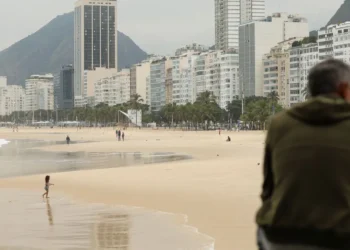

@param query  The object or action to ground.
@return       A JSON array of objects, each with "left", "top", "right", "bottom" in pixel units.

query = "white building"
[
  {"left": 74, "top": 0, "right": 118, "bottom": 106},
  {"left": 289, "top": 43, "right": 319, "bottom": 106},
  {"left": 200, "top": 50, "right": 240, "bottom": 109},
  {"left": 172, "top": 52, "right": 199, "bottom": 106},
  {"left": 218, "top": 51, "right": 240, "bottom": 109},
  {"left": 149, "top": 58, "right": 170, "bottom": 112},
  {"left": 215, "top": 0, "right": 265, "bottom": 50},
  {"left": 0, "top": 76, "right": 7, "bottom": 88},
  {"left": 239, "top": 13, "right": 309, "bottom": 97},
  {"left": 84, "top": 68, "right": 119, "bottom": 106},
  {"left": 319, "top": 22, "right": 350, "bottom": 62},
  {"left": 262, "top": 38, "right": 302, "bottom": 107},
  {"left": 175, "top": 43, "right": 208, "bottom": 56},
  {"left": 0, "top": 80, "right": 25, "bottom": 117},
  {"left": 25, "top": 74, "right": 54, "bottom": 111},
  {"left": 135, "top": 59, "right": 153, "bottom": 102},
  {"left": 94, "top": 69, "right": 131, "bottom": 106}
]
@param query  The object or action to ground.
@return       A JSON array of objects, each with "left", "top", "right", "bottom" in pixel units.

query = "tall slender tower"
[
  {"left": 215, "top": 0, "right": 265, "bottom": 50},
  {"left": 74, "top": 0, "right": 118, "bottom": 104}
]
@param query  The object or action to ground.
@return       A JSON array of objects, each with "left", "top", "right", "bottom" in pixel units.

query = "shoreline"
[
  {"left": 0, "top": 188, "right": 215, "bottom": 250},
  {"left": 0, "top": 128, "right": 265, "bottom": 250}
]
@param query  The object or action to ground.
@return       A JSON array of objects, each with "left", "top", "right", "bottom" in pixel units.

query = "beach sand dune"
[{"left": 0, "top": 128, "right": 265, "bottom": 250}]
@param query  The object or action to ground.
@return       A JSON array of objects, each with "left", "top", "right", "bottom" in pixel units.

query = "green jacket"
[{"left": 257, "top": 96, "right": 350, "bottom": 234}]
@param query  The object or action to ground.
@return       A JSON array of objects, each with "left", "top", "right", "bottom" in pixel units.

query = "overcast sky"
[{"left": 0, "top": 0, "right": 344, "bottom": 55}]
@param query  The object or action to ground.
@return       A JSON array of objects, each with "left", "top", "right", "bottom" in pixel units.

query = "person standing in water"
[
  {"left": 42, "top": 175, "right": 54, "bottom": 198},
  {"left": 66, "top": 135, "right": 70, "bottom": 145}
]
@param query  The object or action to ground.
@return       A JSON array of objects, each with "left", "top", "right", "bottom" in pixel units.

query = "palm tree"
[
  {"left": 126, "top": 94, "right": 144, "bottom": 127},
  {"left": 267, "top": 91, "right": 279, "bottom": 115}
]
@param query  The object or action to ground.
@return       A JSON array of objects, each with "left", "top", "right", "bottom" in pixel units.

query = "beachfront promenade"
[{"left": 0, "top": 127, "right": 265, "bottom": 250}]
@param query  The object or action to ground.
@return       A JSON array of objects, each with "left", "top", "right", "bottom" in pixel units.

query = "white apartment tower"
[
  {"left": 0, "top": 79, "right": 25, "bottom": 116},
  {"left": 94, "top": 69, "right": 131, "bottom": 106},
  {"left": 215, "top": 0, "right": 265, "bottom": 50},
  {"left": 318, "top": 22, "right": 350, "bottom": 61},
  {"left": 25, "top": 74, "right": 54, "bottom": 111},
  {"left": 74, "top": 0, "right": 118, "bottom": 106},
  {"left": 239, "top": 13, "right": 309, "bottom": 97}
]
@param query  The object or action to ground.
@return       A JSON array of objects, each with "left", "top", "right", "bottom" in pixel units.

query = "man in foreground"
[{"left": 257, "top": 59, "right": 350, "bottom": 250}]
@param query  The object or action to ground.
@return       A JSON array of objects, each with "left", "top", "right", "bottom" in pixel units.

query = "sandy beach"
[{"left": 0, "top": 127, "right": 265, "bottom": 250}]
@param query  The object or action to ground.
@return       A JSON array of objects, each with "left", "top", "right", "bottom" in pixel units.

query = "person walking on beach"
[
  {"left": 118, "top": 130, "right": 121, "bottom": 141},
  {"left": 256, "top": 59, "right": 350, "bottom": 250},
  {"left": 66, "top": 135, "right": 70, "bottom": 145},
  {"left": 122, "top": 132, "right": 125, "bottom": 141},
  {"left": 42, "top": 175, "right": 54, "bottom": 199},
  {"left": 116, "top": 129, "right": 119, "bottom": 139}
]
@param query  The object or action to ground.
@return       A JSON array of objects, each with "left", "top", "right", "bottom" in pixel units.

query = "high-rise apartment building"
[
  {"left": 288, "top": 43, "right": 319, "bottom": 106},
  {"left": 262, "top": 38, "right": 301, "bottom": 108},
  {"left": 54, "top": 65, "right": 75, "bottom": 110},
  {"left": 215, "top": 0, "right": 265, "bottom": 50},
  {"left": 239, "top": 13, "right": 309, "bottom": 97},
  {"left": 149, "top": 58, "right": 169, "bottom": 112},
  {"left": 94, "top": 69, "right": 131, "bottom": 106},
  {"left": 74, "top": 0, "right": 118, "bottom": 106},
  {"left": 25, "top": 74, "right": 54, "bottom": 111},
  {"left": 318, "top": 22, "right": 350, "bottom": 61},
  {"left": 0, "top": 80, "right": 25, "bottom": 116},
  {"left": 0, "top": 76, "right": 7, "bottom": 88}
]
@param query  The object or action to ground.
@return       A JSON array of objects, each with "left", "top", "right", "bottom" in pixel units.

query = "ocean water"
[
  {"left": 0, "top": 189, "right": 215, "bottom": 250},
  {"left": 0, "top": 140, "right": 215, "bottom": 249},
  {"left": 0, "top": 139, "right": 191, "bottom": 178}
]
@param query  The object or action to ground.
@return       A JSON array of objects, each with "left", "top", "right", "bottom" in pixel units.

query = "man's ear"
[{"left": 337, "top": 82, "right": 350, "bottom": 99}]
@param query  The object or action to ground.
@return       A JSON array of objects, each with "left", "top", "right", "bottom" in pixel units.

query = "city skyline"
[{"left": 0, "top": 0, "right": 344, "bottom": 55}]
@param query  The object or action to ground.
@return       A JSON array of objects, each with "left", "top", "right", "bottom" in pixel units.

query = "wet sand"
[
  {"left": 0, "top": 189, "right": 213, "bottom": 250},
  {"left": 0, "top": 127, "right": 266, "bottom": 250}
]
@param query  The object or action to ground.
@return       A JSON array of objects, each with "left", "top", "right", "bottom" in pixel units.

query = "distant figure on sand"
[
  {"left": 42, "top": 175, "right": 54, "bottom": 198},
  {"left": 118, "top": 130, "right": 121, "bottom": 141},
  {"left": 122, "top": 132, "right": 125, "bottom": 141},
  {"left": 66, "top": 135, "right": 70, "bottom": 145},
  {"left": 256, "top": 59, "right": 350, "bottom": 250},
  {"left": 226, "top": 136, "right": 231, "bottom": 142},
  {"left": 116, "top": 129, "right": 119, "bottom": 139}
]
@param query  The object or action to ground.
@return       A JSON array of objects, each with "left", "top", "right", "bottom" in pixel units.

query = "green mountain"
[
  {"left": 0, "top": 12, "right": 148, "bottom": 85},
  {"left": 327, "top": 0, "right": 350, "bottom": 25}
]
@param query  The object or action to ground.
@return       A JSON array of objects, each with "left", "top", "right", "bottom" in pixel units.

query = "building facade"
[
  {"left": 0, "top": 76, "right": 7, "bottom": 88},
  {"left": 289, "top": 43, "right": 319, "bottom": 106},
  {"left": 165, "top": 68, "right": 173, "bottom": 104},
  {"left": 175, "top": 43, "right": 208, "bottom": 56},
  {"left": 215, "top": 0, "right": 265, "bottom": 51},
  {"left": 149, "top": 58, "right": 168, "bottom": 112},
  {"left": 54, "top": 65, "right": 74, "bottom": 110},
  {"left": 94, "top": 69, "right": 131, "bottom": 106},
  {"left": 0, "top": 80, "right": 25, "bottom": 117},
  {"left": 172, "top": 52, "right": 198, "bottom": 106},
  {"left": 239, "top": 13, "right": 309, "bottom": 97},
  {"left": 218, "top": 51, "right": 240, "bottom": 108},
  {"left": 135, "top": 60, "right": 152, "bottom": 103},
  {"left": 318, "top": 22, "right": 350, "bottom": 61},
  {"left": 74, "top": 0, "right": 118, "bottom": 106},
  {"left": 25, "top": 74, "right": 54, "bottom": 111}
]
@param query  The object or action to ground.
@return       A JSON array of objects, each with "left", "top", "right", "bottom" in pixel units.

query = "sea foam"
[{"left": 0, "top": 139, "right": 9, "bottom": 148}]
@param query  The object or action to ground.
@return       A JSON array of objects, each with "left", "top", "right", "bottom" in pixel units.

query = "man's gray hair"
[{"left": 308, "top": 59, "right": 350, "bottom": 97}]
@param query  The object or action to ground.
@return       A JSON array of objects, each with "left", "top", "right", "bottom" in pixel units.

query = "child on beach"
[{"left": 42, "top": 175, "right": 54, "bottom": 198}]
